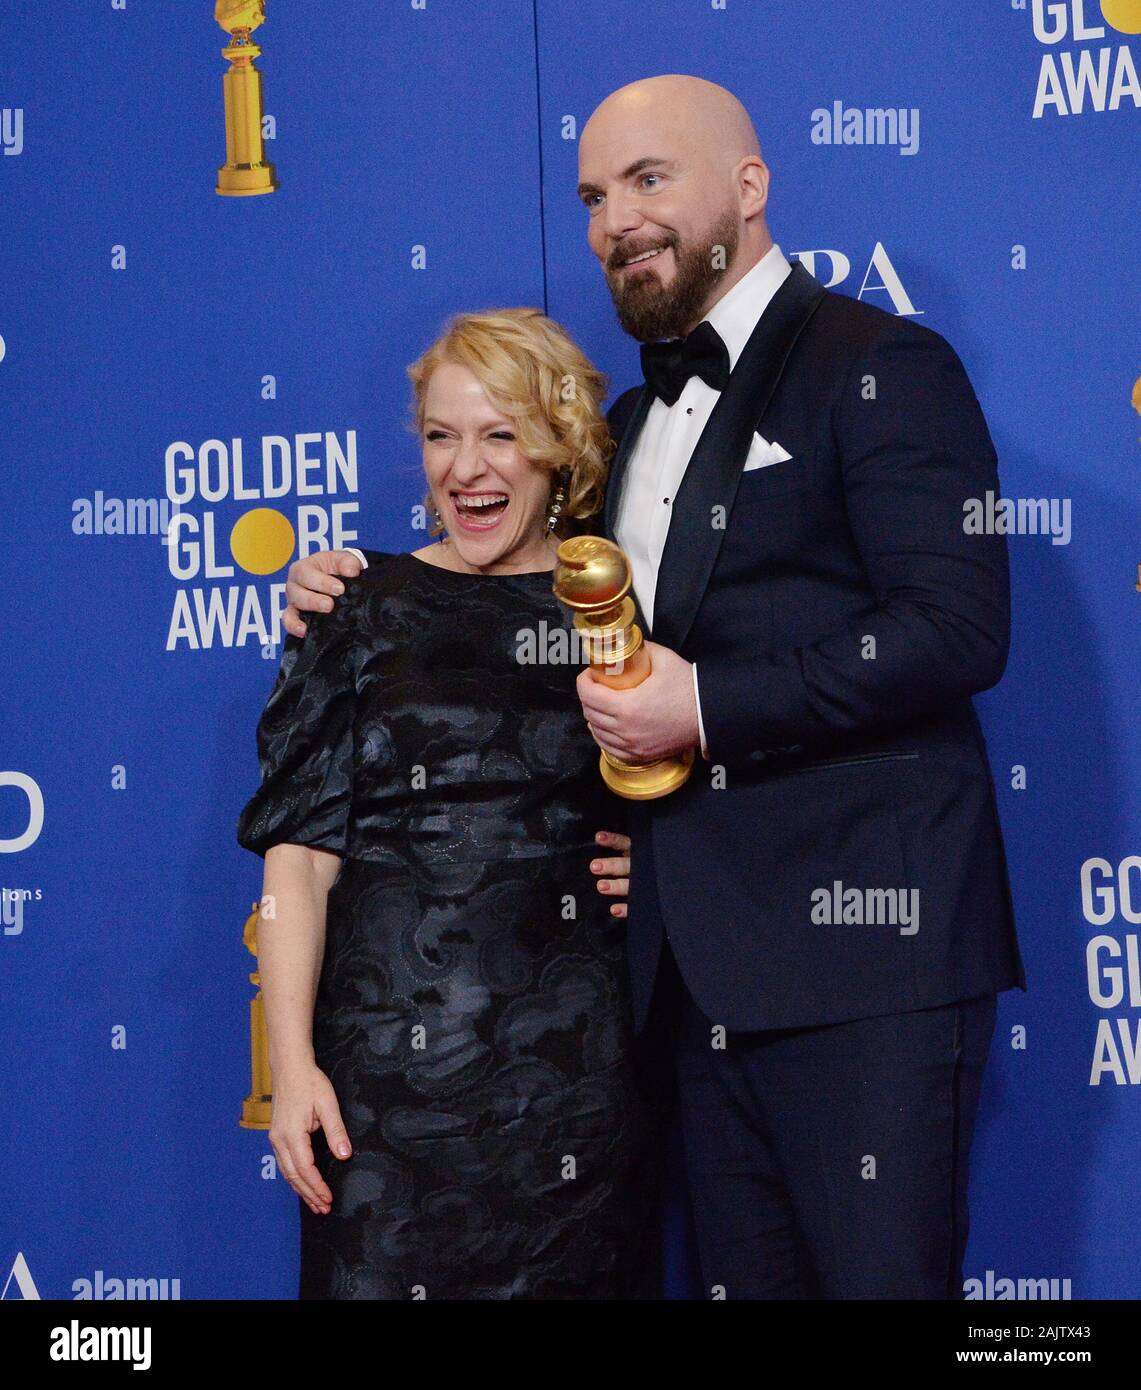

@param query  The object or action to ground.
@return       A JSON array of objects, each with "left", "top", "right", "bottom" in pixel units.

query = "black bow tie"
[{"left": 639, "top": 320, "right": 731, "bottom": 407}]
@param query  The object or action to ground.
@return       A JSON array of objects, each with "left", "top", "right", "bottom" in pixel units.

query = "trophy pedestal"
[
  {"left": 216, "top": 164, "right": 276, "bottom": 197},
  {"left": 216, "top": 26, "right": 277, "bottom": 197},
  {"left": 240, "top": 1094, "right": 272, "bottom": 1129},
  {"left": 599, "top": 747, "right": 695, "bottom": 800}
]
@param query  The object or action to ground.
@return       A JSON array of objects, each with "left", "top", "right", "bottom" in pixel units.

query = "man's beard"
[{"left": 605, "top": 209, "right": 740, "bottom": 342}]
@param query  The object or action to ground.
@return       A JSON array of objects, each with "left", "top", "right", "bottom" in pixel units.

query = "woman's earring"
[
  {"left": 545, "top": 469, "right": 569, "bottom": 534},
  {"left": 432, "top": 500, "right": 447, "bottom": 538}
]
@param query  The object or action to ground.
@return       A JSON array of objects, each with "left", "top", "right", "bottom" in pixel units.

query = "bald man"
[{"left": 284, "top": 74, "right": 1024, "bottom": 1300}]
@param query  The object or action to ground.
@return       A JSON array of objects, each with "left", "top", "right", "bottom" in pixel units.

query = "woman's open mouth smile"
[{"left": 451, "top": 490, "right": 510, "bottom": 531}]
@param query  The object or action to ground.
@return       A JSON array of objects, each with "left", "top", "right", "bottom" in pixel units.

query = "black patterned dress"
[{"left": 236, "top": 550, "right": 654, "bottom": 1299}]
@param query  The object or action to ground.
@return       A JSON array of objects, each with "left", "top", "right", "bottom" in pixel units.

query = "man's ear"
[{"left": 737, "top": 155, "right": 770, "bottom": 222}]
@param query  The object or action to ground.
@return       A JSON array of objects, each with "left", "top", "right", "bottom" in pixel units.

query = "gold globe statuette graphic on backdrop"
[
  {"left": 215, "top": 1, "right": 278, "bottom": 196},
  {"left": 553, "top": 536, "right": 694, "bottom": 799},
  {"left": 232, "top": 507, "right": 296, "bottom": 1128},
  {"left": 240, "top": 902, "right": 272, "bottom": 1128}
]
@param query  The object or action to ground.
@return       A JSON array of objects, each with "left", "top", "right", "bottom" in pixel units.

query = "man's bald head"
[
  {"left": 578, "top": 75, "right": 772, "bottom": 340},
  {"left": 582, "top": 75, "right": 763, "bottom": 173}
]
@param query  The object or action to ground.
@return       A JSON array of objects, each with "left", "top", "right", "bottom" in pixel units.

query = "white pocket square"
[{"left": 743, "top": 433, "right": 793, "bottom": 470}]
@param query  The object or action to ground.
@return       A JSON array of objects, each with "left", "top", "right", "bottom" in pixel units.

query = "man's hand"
[
  {"left": 576, "top": 641, "right": 700, "bottom": 763},
  {"left": 282, "top": 550, "right": 363, "bottom": 639}
]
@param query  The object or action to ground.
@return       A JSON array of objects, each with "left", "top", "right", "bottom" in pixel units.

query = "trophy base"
[
  {"left": 216, "top": 163, "right": 278, "bottom": 196},
  {"left": 239, "top": 1095, "right": 272, "bottom": 1129},
  {"left": 599, "top": 748, "right": 694, "bottom": 800}
]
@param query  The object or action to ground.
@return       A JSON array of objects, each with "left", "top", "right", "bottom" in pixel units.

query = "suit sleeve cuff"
[{"left": 692, "top": 663, "right": 710, "bottom": 760}]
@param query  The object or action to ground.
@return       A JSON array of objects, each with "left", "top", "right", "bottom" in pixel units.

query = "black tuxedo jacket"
[{"left": 599, "top": 261, "right": 1025, "bottom": 1031}]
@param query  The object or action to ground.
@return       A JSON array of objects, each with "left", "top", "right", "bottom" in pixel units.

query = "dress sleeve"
[{"left": 235, "top": 585, "right": 362, "bottom": 859}]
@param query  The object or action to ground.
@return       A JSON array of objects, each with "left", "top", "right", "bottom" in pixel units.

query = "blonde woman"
[{"left": 237, "top": 309, "right": 655, "bottom": 1299}]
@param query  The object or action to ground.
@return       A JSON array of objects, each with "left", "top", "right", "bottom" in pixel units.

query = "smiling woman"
[
  {"left": 236, "top": 308, "right": 663, "bottom": 1301},
  {"left": 404, "top": 307, "right": 612, "bottom": 574}
]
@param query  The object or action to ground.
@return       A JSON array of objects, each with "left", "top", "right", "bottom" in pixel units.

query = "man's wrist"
[{"left": 345, "top": 547, "right": 368, "bottom": 569}]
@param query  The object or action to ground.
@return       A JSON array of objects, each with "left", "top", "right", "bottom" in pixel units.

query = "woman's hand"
[
  {"left": 590, "top": 829, "right": 631, "bottom": 919},
  {"left": 268, "top": 1061, "right": 353, "bottom": 1216}
]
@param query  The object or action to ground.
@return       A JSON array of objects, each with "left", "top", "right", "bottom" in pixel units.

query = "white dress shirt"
[
  {"left": 614, "top": 242, "right": 792, "bottom": 757},
  {"left": 346, "top": 242, "right": 792, "bottom": 762}
]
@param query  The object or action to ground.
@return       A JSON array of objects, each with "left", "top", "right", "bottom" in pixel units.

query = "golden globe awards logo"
[
  {"left": 1082, "top": 855, "right": 1141, "bottom": 1084},
  {"left": 164, "top": 430, "right": 360, "bottom": 653},
  {"left": 1025, "top": 0, "right": 1141, "bottom": 116}
]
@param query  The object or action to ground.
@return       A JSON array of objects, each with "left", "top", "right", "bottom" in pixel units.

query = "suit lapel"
[
  {"left": 650, "top": 261, "right": 826, "bottom": 652},
  {"left": 602, "top": 387, "right": 652, "bottom": 543},
  {"left": 600, "top": 386, "right": 653, "bottom": 632}
]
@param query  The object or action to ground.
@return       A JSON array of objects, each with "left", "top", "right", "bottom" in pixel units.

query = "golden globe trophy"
[
  {"left": 553, "top": 536, "right": 694, "bottom": 800},
  {"left": 239, "top": 902, "right": 272, "bottom": 1129},
  {"left": 215, "top": 1, "right": 278, "bottom": 197}
]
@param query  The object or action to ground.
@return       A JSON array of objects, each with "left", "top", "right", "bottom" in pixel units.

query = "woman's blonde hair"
[{"left": 406, "top": 307, "right": 614, "bottom": 538}]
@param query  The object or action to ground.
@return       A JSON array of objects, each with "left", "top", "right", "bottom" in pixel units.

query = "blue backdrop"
[{"left": 2, "top": 0, "right": 1139, "bottom": 1300}]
